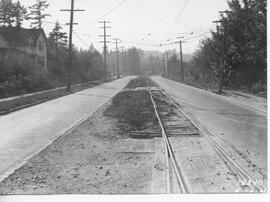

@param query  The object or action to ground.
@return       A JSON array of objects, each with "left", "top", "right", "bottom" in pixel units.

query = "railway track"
[
  {"left": 148, "top": 86, "right": 190, "bottom": 193},
  {"left": 146, "top": 79, "right": 266, "bottom": 193}
]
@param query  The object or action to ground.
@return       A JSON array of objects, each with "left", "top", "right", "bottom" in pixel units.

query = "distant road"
[
  {"left": 152, "top": 76, "right": 267, "bottom": 174},
  {"left": 0, "top": 76, "right": 134, "bottom": 182}
]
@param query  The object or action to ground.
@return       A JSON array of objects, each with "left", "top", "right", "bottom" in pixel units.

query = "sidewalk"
[
  {"left": 0, "top": 76, "right": 133, "bottom": 182},
  {"left": 222, "top": 90, "right": 267, "bottom": 114}
]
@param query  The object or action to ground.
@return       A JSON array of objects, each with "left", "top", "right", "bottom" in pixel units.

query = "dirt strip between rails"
[{"left": 0, "top": 76, "right": 266, "bottom": 194}]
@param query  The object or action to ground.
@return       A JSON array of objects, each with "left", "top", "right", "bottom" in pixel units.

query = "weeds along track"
[{"left": 147, "top": 79, "right": 266, "bottom": 193}]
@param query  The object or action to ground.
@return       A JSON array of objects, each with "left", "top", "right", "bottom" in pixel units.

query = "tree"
[
  {"left": 127, "top": 47, "right": 141, "bottom": 75},
  {"left": 144, "top": 55, "right": 163, "bottom": 75},
  {"left": 49, "top": 21, "right": 68, "bottom": 47},
  {"left": 167, "top": 54, "right": 180, "bottom": 79},
  {"left": 75, "top": 48, "right": 103, "bottom": 81},
  {"left": 0, "top": 0, "right": 28, "bottom": 27},
  {"left": 188, "top": 0, "right": 266, "bottom": 92},
  {"left": 224, "top": 0, "right": 266, "bottom": 89},
  {"left": 48, "top": 21, "right": 68, "bottom": 79},
  {"left": 0, "top": 0, "right": 14, "bottom": 27},
  {"left": 13, "top": 1, "right": 27, "bottom": 27},
  {"left": 28, "top": 0, "right": 50, "bottom": 29}
]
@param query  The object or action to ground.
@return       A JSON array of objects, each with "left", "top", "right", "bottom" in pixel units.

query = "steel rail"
[
  {"left": 163, "top": 135, "right": 171, "bottom": 193},
  {"left": 155, "top": 84, "right": 266, "bottom": 192},
  {"left": 147, "top": 82, "right": 189, "bottom": 193},
  {"left": 146, "top": 80, "right": 171, "bottom": 193}
]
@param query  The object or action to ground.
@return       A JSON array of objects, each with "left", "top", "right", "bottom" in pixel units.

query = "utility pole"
[
  {"left": 99, "top": 21, "right": 111, "bottom": 81},
  {"left": 175, "top": 37, "right": 186, "bottom": 82},
  {"left": 113, "top": 38, "right": 121, "bottom": 79},
  {"left": 163, "top": 54, "right": 166, "bottom": 77},
  {"left": 165, "top": 52, "right": 170, "bottom": 78},
  {"left": 60, "top": 0, "right": 85, "bottom": 91},
  {"left": 141, "top": 50, "right": 144, "bottom": 74},
  {"left": 213, "top": 11, "right": 233, "bottom": 94},
  {"left": 120, "top": 46, "right": 125, "bottom": 75}
]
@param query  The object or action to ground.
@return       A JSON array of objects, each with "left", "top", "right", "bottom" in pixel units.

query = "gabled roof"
[{"left": 0, "top": 27, "right": 47, "bottom": 47}]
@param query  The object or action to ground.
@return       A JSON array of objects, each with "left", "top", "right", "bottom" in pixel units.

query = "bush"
[
  {"left": 0, "top": 54, "right": 54, "bottom": 98},
  {"left": 250, "top": 81, "right": 267, "bottom": 94}
]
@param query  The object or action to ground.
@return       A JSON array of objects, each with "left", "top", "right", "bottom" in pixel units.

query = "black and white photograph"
[{"left": 0, "top": 0, "right": 267, "bottom": 199}]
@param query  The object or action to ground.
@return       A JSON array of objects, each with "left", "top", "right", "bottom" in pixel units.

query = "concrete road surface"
[
  {"left": 152, "top": 76, "right": 267, "bottom": 176},
  {"left": 0, "top": 76, "right": 133, "bottom": 182}
]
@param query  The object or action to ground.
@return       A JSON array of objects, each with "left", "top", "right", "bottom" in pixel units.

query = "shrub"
[
  {"left": 0, "top": 53, "right": 54, "bottom": 98},
  {"left": 250, "top": 81, "right": 267, "bottom": 94}
]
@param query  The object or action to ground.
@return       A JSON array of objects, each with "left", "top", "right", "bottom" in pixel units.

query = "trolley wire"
[{"left": 81, "top": 0, "right": 129, "bottom": 29}]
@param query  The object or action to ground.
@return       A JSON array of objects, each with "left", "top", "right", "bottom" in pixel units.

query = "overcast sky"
[{"left": 20, "top": 0, "right": 229, "bottom": 54}]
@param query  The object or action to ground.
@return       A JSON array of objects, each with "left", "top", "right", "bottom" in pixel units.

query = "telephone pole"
[
  {"left": 120, "top": 46, "right": 125, "bottom": 75},
  {"left": 99, "top": 21, "right": 111, "bottom": 81},
  {"left": 213, "top": 11, "right": 233, "bottom": 93},
  {"left": 175, "top": 38, "right": 186, "bottom": 82},
  {"left": 163, "top": 54, "right": 166, "bottom": 77},
  {"left": 113, "top": 38, "right": 121, "bottom": 79},
  {"left": 141, "top": 51, "right": 144, "bottom": 73},
  {"left": 61, "top": 0, "right": 85, "bottom": 91},
  {"left": 165, "top": 52, "right": 170, "bottom": 78}
]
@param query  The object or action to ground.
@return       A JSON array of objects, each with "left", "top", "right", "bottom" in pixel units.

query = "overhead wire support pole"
[
  {"left": 175, "top": 37, "right": 186, "bottom": 82},
  {"left": 165, "top": 52, "right": 170, "bottom": 78},
  {"left": 120, "top": 46, "right": 125, "bottom": 75},
  {"left": 163, "top": 53, "right": 166, "bottom": 77},
  {"left": 213, "top": 19, "right": 227, "bottom": 94},
  {"left": 180, "top": 41, "right": 184, "bottom": 81},
  {"left": 60, "top": 0, "right": 85, "bottom": 91},
  {"left": 99, "top": 21, "right": 111, "bottom": 81},
  {"left": 113, "top": 38, "right": 121, "bottom": 79},
  {"left": 213, "top": 10, "right": 233, "bottom": 94},
  {"left": 141, "top": 50, "right": 144, "bottom": 74}
]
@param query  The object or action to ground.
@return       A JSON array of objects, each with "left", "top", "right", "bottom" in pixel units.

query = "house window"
[
  {"left": 0, "top": 48, "right": 7, "bottom": 58},
  {"left": 39, "top": 41, "right": 44, "bottom": 51},
  {"left": 41, "top": 57, "right": 45, "bottom": 67},
  {"left": 29, "top": 39, "right": 33, "bottom": 47},
  {"left": 37, "top": 56, "right": 45, "bottom": 67}
]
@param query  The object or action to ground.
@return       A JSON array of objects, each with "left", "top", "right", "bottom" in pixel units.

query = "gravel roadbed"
[{"left": 0, "top": 101, "right": 155, "bottom": 194}]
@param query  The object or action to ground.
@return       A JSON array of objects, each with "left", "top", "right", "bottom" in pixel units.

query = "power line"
[
  {"left": 81, "top": 0, "right": 128, "bottom": 29},
  {"left": 184, "top": 26, "right": 215, "bottom": 41},
  {"left": 139, "top": 12, "right": 192, "bottom": 31},
  {"left": 73, "top": 31, "right": 90, "bottom": 48},
  {"left": 122, "top": 40, "right": 160, "bottom": 47},
  {"left": 158, "top": 26, "right": 215, "bottom": 47},
  {"left": 169, "top": 0, "right": 190, "bottom": 31},
  {"left": 164, "top": 0, "right": 190, "bottom": 42},
  {"left": 146, "top": 27, "right": 214, "bottom": 45}
]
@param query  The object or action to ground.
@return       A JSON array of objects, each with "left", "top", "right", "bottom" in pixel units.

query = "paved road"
[
  {"left": 0, "top": 76, "right": 133, "bottom": 182},
  {"left": 152, "top": 76, "right": 267, "bottom": 175}
]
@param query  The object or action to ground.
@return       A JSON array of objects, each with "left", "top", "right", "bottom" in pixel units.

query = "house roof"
[{"left": 0, "top": 27, "right": 47, "bottom": 47}]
